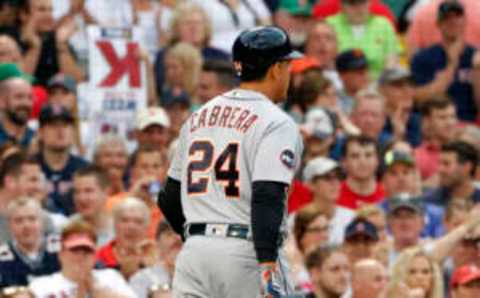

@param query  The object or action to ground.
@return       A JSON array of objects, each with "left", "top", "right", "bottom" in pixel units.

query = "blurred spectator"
[
  {"left": 335, "top": 49, "right": 370, "bottom": 115},
  {"left": 304, "top": 245, "right": 350, "bottom": 298},
  {"left": 424, "top": 141, "right": 480, "bottom": 207},
  {"left": 197, "top": 59, "right": 237, "bottom": 105},
  {"left": 326, "top": 0, "right": 400, "bottom": 78},
  {"left": 17, "top": 0, "right": 84, "bottom": 85},
  {"left": 45, "top": 73, "right": 84, "bottom": 155},
  {"left": 303, "top": 22, "right": 339, "bottom": 84},
  {"left": 302, "top": 157, "right": 355, "bottom": 245},
  {"left": 107, "top": 146, "right": 167, "bottom": 239},
  {"left": 378, "top": 67, "right": 422, "bottom": 147},
  {"left": 302, "top": 108, "right": 337, "bottom": 161},
  {"left": 0, "top": 35, "right": 23, "bottom": 66},
  {"left": 313, "top": 0, "right": 396, "bottom": 26},
  {"left": 36, "top": 104, "right": 89, "bottom": 216},
  {"left": 72, "top": 166, "right": 114, "bottom": 246},
  {"left": 191, "top": 0, "right": 271, "bottom": 53},
  {"left": 129, "top": 221, "right": 182, "bottom": 298},
  {"left": 135, "top": 107, "right": 171, "bottom": 152},
  {"left": 386, "top": 247, "right": 444, "bottom": 298},
  {"left": 356, "top": 205, "right": 389, "bottom": 244},
  {"left": 293, "top": 204, "right": 331, "bottom": 256},
  {"left": 450, "top": 265, "right": 480, "bottom": 298},
  {"left": 160, "top": 42, "right": 203, "bottom": 107},
  {"left": 154, "top": 3, "right": 230, "bottom": 96},
  {"left": 407, "top": 0, "right": 480, "bottom": 56},
  {"left": 349, "top": 258, "right": 388, "bottom": 298},
  {"left": 29, "top": 218, "right": 136, "bottom": 297},
  {"left": 16, "top": 156, "right": 67, "bottom": 233},
  {"left": 0, "top": 64, "right": 34, "bottom": 149},
  {"left": 97, "top": 197, "right": 153, "bottom": 279},
  {"left": 0, "top": 198, "right": 60, "bottom": 287},
  {"left": 337, "top": 135, "right": 384, "bottom": 210},
  {"left": 415, "top": 98, "right": 458, "bottom": 183},
  {"left": 382, "top": 151, "right": 419, "bottom": 198},
  {"left": 93, "top": 135, "right": 129, "bottom": 196},
  {"left": 342, "top": 218, "right": 379, "bottom": 265},
  {"left": 163, "top": 94, "right": 191, "bottom": 140},
  {"left": 411, "top": 0, "right": 480, "bottom": 122},
  {"left": 350, "top": 88, "right": 390, "bottom": 148}
]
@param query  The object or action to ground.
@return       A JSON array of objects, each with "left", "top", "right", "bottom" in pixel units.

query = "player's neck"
[{"left": 239, "top": 82, "right": 277, "bottom": 103}]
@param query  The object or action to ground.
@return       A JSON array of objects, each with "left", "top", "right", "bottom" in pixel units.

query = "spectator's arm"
[
  {"left": 472, "top": 51, "right": 480, "bottom": 114},
  {"left": 21, "top": 17, "right": 42, "bottom": 75},
  {"left": 426, "top": 205, "right": 480, "bottom": 263},
  {"left": 137, "top": 48, "right": 158, "bottom": 106},
  {"left": 56, "top": 18, "right": 85, "bottom": 82}
]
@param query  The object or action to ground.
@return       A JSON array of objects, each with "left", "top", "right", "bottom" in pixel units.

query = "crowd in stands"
[{"left": 0, "top": 0, "right": 479, "bottom": 297}]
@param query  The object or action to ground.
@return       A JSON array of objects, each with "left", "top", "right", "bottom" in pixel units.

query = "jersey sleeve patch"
[{"left": 280, "top": 149, "right": 296, "bottom": 170}]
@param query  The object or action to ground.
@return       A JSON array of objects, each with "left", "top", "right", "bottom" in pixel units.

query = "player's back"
[{"left": 172, "top": 89, "right": 300, "bottom": 226}]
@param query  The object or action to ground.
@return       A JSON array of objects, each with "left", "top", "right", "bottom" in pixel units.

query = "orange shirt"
[
  {"left": 105, "top": 192, "right": 163, "bottom": 239},
  {"left": 407, "top": 0, "right": 480, "bottom": 52}
]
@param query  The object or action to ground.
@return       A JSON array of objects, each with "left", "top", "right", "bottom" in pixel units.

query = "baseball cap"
[
  {"left": 62, "top": 233, "right": 96, "bottom": 251},
  {"left": 438, "top": 0, "right": 464, "bottom": 21},
  {"left": 388, "top": 193, "right": 424, "bottom": 215},
  {"left": 0, "top": 63, "right": 32, "bottom": 83},
  {"left": 39, "top": 104, "right": 75, "bottom": 126},
  {"left": 279, "top": 0, "right": 313, "bottom": 16},
  {"left": 378, "top": 67, "right": 412, "bottom": 85},
  {"left": 345, "top": 218, "right": 379, "bottom": 241},
  {"left": 290, "top": 57, "right": 321, "bottom": 74},
  {"left": 303, "top": 108, "right": 335, "bottom": 140},
  {"left": 335, "top": 49, "right": 368, "bottom": 72},
  {"left": 47, "top": 73, "right": 77, "bottom": 93},
  {"left": 384, "top": 150, "right": 415, "bottom": 169},
  {"left": 451, "top": 265, "right": 480, "bottom": 288},
  {"left": 136, "top": 107, "right": 171, "bottom": 130},
  {"left": 303, "top": 157, "right": 339, "bottom": 181},
  {"left": 161, "top": 89, "right": 191, "bottom": 109}
]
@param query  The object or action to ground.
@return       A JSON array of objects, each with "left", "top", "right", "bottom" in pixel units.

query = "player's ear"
[{"left": 268, "top": 62, "right": 282, "bottom": 80}]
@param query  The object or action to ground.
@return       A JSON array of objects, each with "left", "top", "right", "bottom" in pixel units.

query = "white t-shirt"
[
  {"left": 330, "top": 206, "right": 355, "bottom": 245},
  {"left": 29, "top": 269, "right": 136, "bottom": 298},
  {"left": 190, "top": 0, "right": 271, "bottom": 53}
]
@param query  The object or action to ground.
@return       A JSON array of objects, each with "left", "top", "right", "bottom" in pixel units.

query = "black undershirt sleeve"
[
  {"left": 157, "top": 177, "right": 186, "bottom": 237},
  {"left": 251, "top": 180, "right": 288, "bottom": 264}
]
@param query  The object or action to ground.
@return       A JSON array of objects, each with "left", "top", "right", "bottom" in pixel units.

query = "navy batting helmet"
[{"left": 232, "top": 26, "right": 303, "bottom": 81}]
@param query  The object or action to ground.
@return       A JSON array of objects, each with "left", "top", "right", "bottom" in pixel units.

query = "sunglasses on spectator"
[{"left": 315, "top": 172, "right": 341, "bottom": 181}]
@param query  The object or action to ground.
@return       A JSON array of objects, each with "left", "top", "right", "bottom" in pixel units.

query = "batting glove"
[{"left": 259, "top": 262, "right": 281, "bottom": 298}]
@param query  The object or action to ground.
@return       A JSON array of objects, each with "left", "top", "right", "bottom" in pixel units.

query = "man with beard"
[
  {"left": 0, "top": 63, "right": 35, "bottom": 148},
  {"left": 424, "top": 140, "right": 480, "bottom": 207},
  {"left": 36, "top": 104, "right": 89, "bottom": 216}
]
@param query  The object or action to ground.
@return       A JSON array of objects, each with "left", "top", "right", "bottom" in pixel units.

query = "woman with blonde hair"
[
  {"left": 154, "top": 2, "right": 229, "bottom": 97},
  {"left": 161, "top": 42, "right": 203, "bottom": 107},
  {"left": 386, "top": 247, "right": 444, "bottom": 298}
]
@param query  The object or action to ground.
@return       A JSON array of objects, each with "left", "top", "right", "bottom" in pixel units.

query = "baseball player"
[{"left": 158, "top": 26, "right": 304, "bottom": 298}]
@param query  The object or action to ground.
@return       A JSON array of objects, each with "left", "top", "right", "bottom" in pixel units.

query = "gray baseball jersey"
[{"left": 168, "top": 88, "right": 303, "bottom": 226}]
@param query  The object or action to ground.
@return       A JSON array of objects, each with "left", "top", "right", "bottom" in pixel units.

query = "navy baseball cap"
[
  {"left": 335, "top": 49, "right": 368, "bottom": 72},
  {"left": 39, "top": 104, "right": 74, "bottom": 126},
  {"left": 438, "top": 0, "right": 464, "bottom": 21},
  {"left": 47, "top": 74, "right": 77, "bottom": 93},
  {"left": 345, "top": 218, "right": 378, "bottom": 241}
]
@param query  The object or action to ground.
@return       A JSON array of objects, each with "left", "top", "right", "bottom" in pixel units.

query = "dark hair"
[
  {"left": 420, "top": 97, "right": 454, "bottom": 117},
  {"left": 442, "top": 141, "right": 479, "bottom": 177},
  {"left": 73, "top": 165, "right": 110, "bottom": 189},
  {"left": 0, "top": 152, "right": 25, "bottom": 187},
  {"left": 305, "top": 245, "right": 342, "bottom": 271},
  {"left": 202, "top": 59, "right": 238, "bottom": 89},
  {"left": 341, "top": 134, "right": 379, "bottom": 159},
  {"left": 293, "top": 69, "right": 332, "bottom": 113}
]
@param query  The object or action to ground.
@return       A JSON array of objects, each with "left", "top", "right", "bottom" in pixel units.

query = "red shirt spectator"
[
  {"left": 313, "top": 0, "right": 396, "bottom": 27},
  {"left": 96, "top": 240, "right": 118, "bottom": 268},
  {"left": 337, "top": 180, "right": 385, "bottom": 209},
  {"left": 288, "top": 180, "right": 312, "bottom": 213},
  {"left": 414, "top": 143, "right": 441, "bottom": 180}
]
